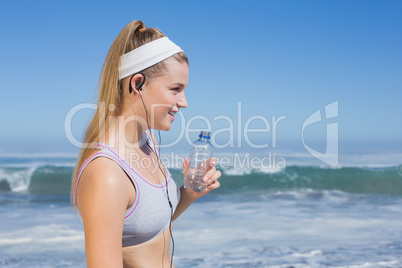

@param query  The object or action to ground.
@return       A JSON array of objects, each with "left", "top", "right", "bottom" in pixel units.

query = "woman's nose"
[{"left": 178, "top": 94, "right": 188, "bottom": 108}]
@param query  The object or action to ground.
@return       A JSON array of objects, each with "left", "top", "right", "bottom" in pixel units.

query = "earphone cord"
[{"left": 139, "top": 91, "right": 174, "bottom": 268}]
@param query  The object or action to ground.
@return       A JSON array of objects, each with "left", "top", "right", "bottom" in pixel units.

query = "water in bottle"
[{"left": 184, "top": 131, "right": 213, "bottom": 192}]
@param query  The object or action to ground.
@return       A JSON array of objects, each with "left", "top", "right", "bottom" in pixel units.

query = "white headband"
[{"left": 118, "top": 36, "right": 183, "bottom": 80}]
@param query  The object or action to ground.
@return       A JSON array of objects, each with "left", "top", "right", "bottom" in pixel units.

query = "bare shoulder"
[
  {"left": 80, "top": 156, "right": 127, "bottom": 185},
  {"left": 76, "top": 155, "right": 132, "bottom": 214},
  {"left": 76, "top": 155, "right": 129, "bottom": 267}
]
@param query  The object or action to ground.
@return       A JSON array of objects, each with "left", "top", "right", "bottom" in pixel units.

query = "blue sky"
[{"left": 0, "top": 0, "right": 401, "bottom": 154}]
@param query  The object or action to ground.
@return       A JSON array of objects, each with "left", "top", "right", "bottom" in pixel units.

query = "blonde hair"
[{"left": 70, "top": 20, "right": 188, "bottom": 204}]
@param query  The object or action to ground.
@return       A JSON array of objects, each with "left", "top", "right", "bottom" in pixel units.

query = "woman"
[{"left": 71, "top": 20, "right": 221, "bottom": 268}]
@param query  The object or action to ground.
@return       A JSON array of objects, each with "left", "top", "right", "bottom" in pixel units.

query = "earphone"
[
  {"left": 130, "top": 73, "right": 175, "bottom": 268},
  {"left": 128, "top": 72, "right": 146, "bottom": 94}
]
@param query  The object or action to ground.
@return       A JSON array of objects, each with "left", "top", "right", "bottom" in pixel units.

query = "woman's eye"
[{"left": 171, "top": 87, "right": 180, "bottom": 92}]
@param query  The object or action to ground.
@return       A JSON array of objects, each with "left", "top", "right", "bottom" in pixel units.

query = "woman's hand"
[
  {"left": 172, "top": 157, "right": 221, "bottom": 221},
  {"left": 182, "top": 156, "right": 221, "bottom": 199}
]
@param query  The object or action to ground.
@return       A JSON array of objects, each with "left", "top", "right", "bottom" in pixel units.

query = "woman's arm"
[
  {"left": 172, "top": 157, "right": 221, "bottom": 221},
  {"left": 76, "top": 157, "right": 132, "bottom": 268}
]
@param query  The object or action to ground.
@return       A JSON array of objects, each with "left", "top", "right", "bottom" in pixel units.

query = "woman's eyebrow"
[{"left": 170, "top": 82, "right": 186, "bottom": 88}]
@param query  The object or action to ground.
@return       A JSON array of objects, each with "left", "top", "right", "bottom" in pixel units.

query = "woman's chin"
[
  {"left": 163, "top": 125, "right": 172, "bottom": 131},
  {"left": 155, "top": 123, "right": 172, "bottom": 131}
]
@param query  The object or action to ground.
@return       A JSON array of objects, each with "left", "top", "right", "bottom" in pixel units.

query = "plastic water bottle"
[{"left": 184, "top": 131, "right": 213, "bottom": 192}]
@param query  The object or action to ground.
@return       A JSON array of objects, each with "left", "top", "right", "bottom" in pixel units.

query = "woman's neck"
[{"left": 101, "top": 114, "right": 148, "bottom": 151}]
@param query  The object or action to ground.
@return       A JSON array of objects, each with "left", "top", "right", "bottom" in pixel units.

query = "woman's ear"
[{"left": 129, "top": 73, "right": 146, "bottom": 94}]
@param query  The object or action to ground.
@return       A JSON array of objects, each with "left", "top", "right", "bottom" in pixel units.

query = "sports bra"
[{"left": 73, "top": 132, "right": 181, "bottom": 246}]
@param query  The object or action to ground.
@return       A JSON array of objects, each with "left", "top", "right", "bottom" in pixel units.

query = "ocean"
[{"left": 1, "top": 150, "right": 402, "bottom": 268}]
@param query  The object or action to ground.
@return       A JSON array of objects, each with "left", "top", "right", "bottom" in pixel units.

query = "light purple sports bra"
[{"left": 73, "top": 132, "right": 181, "bottom": 246}]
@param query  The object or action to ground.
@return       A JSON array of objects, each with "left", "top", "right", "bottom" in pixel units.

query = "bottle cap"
[{"left": 199, "top": 131, "right": 211, "bottom": 139}]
